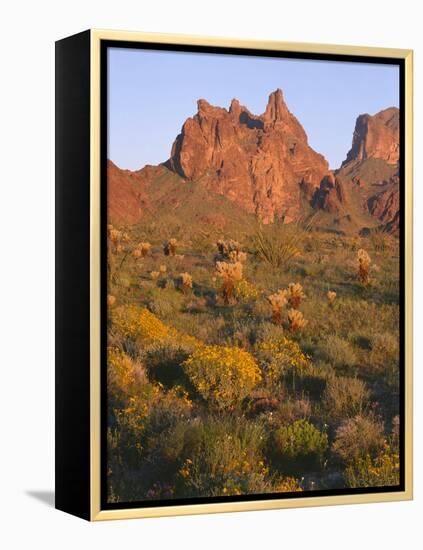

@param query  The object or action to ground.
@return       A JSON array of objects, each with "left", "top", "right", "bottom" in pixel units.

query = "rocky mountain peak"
[
  {"left": 166, "top": 90, "right": 330, "bottom": 223},
  {"left": 263, "top": 88, "right": 288, "bottom": 124},
  {"left": 343, "top": 107, "right": 399, "bottom": 166}
]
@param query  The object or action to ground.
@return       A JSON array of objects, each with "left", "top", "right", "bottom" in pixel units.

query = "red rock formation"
[
  {"left": 312, "top": 174, "right": 347, "bottom": 214},
  {"left": 168, "top": 89, "right": 330, "bottom": 223},
  {"left": 108, "top": 96, "right": 401, "bottom": 236},
  {"left": 107, "top": 160, "right": 165, "bottom": 224},
  {"left": 367, "top": 180, "right": 400, "bottom": 235},
  {"left": 343, "top": 107, "right": 399, "bottom": 166}
]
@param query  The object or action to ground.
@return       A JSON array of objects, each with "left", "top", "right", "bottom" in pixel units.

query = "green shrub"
[{"left": 272, "top": 419, "right": 328, "bottom": 472}]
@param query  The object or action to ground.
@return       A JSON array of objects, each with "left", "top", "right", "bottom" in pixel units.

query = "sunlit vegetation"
[{"left": 106, "top": 219, "right": 401, "bottom": 503}]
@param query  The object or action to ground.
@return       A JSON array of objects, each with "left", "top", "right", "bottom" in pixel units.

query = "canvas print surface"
[{"left": 105, "top": 47, "right": 402, "bottom": 505}]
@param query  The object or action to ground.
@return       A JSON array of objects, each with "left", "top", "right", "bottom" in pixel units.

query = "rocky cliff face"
[
  {"left": 336, "top": 107, "right": 400, "bottom": 234},
  {"left": 108, "top": 95, "right": 401, "bottom": 235},
  {"left": 342, "top": 107, "right": 399, "bottom": 166},
  {"left": 107, "top": 160, "right": 166, "bottom": 224},
  {"left": 366, "top": 173, "right": 400, "bottom": 235},
  {"left": 167, "top": 89, "right": 330, "bottom": 223}
]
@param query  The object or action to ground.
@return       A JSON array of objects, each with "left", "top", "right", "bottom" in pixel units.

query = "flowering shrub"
[
  {"left": 111, "top": 384, "right": 192, "bottom": 470},
  {"left": 235, "top": 279, "right": 259, "bottom": 303},
  {"left": 111, "top": 305, "right": 200, "bottom": 349},
  {"left": 175, "top": 417, "right": 269, "bottom": 497},
  {"left": 183, "top": 345, "right": 262, "bottom": 409},
  {"left": 108, "top": 347, "right": 138, "bottom": 393},
  {"left": 272, "top": 477, "right": 303, "bottom": 493},
  {"left": 111, "top": 305, "right": 169, "bottom": 342},
  {"left": 345, "top": 441, "right": 400, "bottom": 487},
  {"left": 256, "top": 337, "right": 312, "bottom": 384}
]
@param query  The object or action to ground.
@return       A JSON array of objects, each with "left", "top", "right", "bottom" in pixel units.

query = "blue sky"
[{"left": 108, "top": 48, "right": 399, "bottom": 171}]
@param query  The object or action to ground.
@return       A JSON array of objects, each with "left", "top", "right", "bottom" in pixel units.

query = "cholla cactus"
[
  {"left": 287, "top": 282, "right": 306, "bottom": 309},
  {"left": 108, "top": 226, "right": 123, "bottom": 254},
  {"left": 108, "top": 227, "right": 122, "bottom": 243},
  {"left": 132, "top": 248, "right": 142, "bottom": 259},
  {"left": 357, "top": 249, "right": 371, "bottom": 285},
  {"left": 229, "top": 250, "right": 248, "bottom": 263},
  {"left": 107, "top": 294, "right": 116, "bottom": 307},
  {"left": 268, "top": 289, "right": 288, "bottom": 325},
  {"left": 175, "top": 254, "right": 185, "bottom": 261},
  {"left": 217, "top": 238, "right": 242, "bottom": 258},
  {"left": 108, "top": 225, "right": 130, "bottom": 249},
  {"left": 180, "top": 272, "right": 193, "bottom": 292},
  {"left": 216, "top": 261, "right": 243, "bottom": 304},
  {"left": 159, "top": 264, "right": 167, "bottom": 274},
  {"left": 150, "top": 271, "right": 160, "bottom": 281},
  {"left": 169, "top": 238, "right": 177, "bottom": 256},
  {"left": 140, "top": 242, "right": 151, "bottom": 258},
  {"left": 163, "top": 238, "right": 178, "bottom": 257},
  {"left": 288, "top": 308, "right": 308, "bottom": 332},
  {"left": 327, "top": 290, "right": 337, "bottom": 305}
]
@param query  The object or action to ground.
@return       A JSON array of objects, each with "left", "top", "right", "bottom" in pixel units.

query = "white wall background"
[{"left": 0, "top": 0, "right": 421, "bottom": 548}]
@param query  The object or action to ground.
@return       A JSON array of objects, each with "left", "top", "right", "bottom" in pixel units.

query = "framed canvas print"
[{"left": 55, "top": 29, "right": 413, "bottom": 521}]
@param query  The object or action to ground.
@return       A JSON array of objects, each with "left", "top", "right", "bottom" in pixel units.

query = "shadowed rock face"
[
  {"left": 312, "top": 174, "right": 347, "bottom": 214},
  {"left": 343, "top": 107, "right": 399, "bottom": 166},
  {"left": 367, "top": 175, "right": 400, "bottom": 235},
  {"left": 167, "top": 89, "right": 330, "bottom": 223}
]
